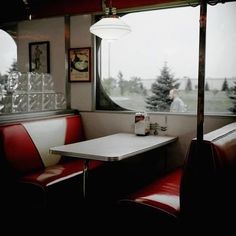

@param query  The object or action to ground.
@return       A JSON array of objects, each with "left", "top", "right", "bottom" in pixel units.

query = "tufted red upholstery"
[
  {"left": 0, "top": 114, "right": 102, "bottom": 207},
  {"left": 119, "top": 122, "right": 236, "bottom": 229}
]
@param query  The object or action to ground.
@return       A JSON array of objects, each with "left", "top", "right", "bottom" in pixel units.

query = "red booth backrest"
[
  {"left": 180, "top": 122, "right": 236, "bottom": 224},
  {"left": 0, "top": 115, "right": 85, "bottom": 175}
]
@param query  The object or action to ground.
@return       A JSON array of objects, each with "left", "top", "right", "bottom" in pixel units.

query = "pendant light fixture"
[{"left": 90, "top": 0, "right": 131, "bottom": 42}]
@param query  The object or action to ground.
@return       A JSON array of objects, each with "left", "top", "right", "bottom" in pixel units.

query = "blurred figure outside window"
[{"left": 169, "top": 88, "right": 187, "bottom": 112}]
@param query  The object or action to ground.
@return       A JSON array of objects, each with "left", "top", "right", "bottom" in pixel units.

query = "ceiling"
[
  {"left": 1, "top": 0, "right": 233, "bottom": 24},
  {"left": 0, "top": 0, "right": 181, "bottom": 24}
]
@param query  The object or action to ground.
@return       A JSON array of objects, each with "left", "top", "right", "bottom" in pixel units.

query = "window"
[
  {"left": 0, "top": 26, "right": 67, "bottom": 116},
  {"left": 0, "top": 29, "right": 17, "bottom": 114},
  {"left": 0, "top": 29, "right": 17, "bottom": 76},
  {"left": 205, "top": 2, "right": 236, "bottom": 114},
  {"left": 96, "top": 2, "right": 236, "bottom": 114}
]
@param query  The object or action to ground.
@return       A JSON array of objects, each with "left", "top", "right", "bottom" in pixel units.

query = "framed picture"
[
  {"left": 69, "top": 47, "right": 91, "bottom": 82},
  {"left": 29, "top": 41, "right": 50, "bottom": 73}
]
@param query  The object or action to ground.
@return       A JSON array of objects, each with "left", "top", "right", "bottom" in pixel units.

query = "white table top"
[{"left": 50, "top": 133, "right": 178, "bottom": 162}]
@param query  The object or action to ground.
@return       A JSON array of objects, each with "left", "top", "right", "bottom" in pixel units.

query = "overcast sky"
[
  {"left": 102, "top": 2, "right": 236, "bottom": 80},
  {"left": 0, "top": 2, "right": 235, "bottom": 79}
]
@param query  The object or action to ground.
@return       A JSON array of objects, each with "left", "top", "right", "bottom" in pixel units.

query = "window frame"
[{"left": 93, "top": 2, "right": 236, "bottom": 116}]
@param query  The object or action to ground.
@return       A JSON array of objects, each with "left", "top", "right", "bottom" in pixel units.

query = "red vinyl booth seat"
[
  {"left": 0, "top": 114, "right": 102, "bottom": 207},
  {"left": 119, "top": 122, "right": 236, "bottom": 230}
]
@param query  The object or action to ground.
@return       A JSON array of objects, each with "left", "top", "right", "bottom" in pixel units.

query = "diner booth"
[{"left": 0, "top": 0, "right": 235, "bottom": 233}]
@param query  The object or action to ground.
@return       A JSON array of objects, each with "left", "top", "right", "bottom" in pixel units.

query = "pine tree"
[
  {"left": 102, "top": 77, "right": 117, "bottom": 95},
  {"left": 221, "top": 78, "right": 229, "bottom": 91},
  {"left": 228, "top": 81, "right": 236, "bottom": 113},
  {"left": 185, "top": 78, "right": 192, "bottom": 91},
  {"left": 7, "top": 59, "right": 18, "bottom": 73},
  {"left": 128, "top": 77, "right": 147, "bottom": 95},
  {"left": 146, "top": 63, "right": 179, "bottom": 112},
  {"left": 118, "top": 71, "right": 125, "bottom": 96},
  {"left": 205, "top": 81, "right": 210, "bottom": 91}
]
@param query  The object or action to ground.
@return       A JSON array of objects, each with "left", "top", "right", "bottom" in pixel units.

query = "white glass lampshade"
[{"left": 90, "top": 17, "right": 131, "bottom": 41}]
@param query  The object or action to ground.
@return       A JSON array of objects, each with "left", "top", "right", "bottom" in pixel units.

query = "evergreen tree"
[
  {"left": 185, "top": 78, "right": 192, "bottom": 91},
  {"left": 205, "top": 81, "right": 210, "bottom": 91},
  {"left": 7, "top": 59, "right": 18, "bottom": 73},
  {"left": 221, "top": 78, "right": 229, "bottom": 91},
  {"left": 128, "top": 77, "right": 147, "bottom": 95},
  {"left": 0, "top": 60, "right": 18, "bottom": 90},
  {"left": 0, "top": 73, "right": 4, "bottom": 89},
  {"left": 146, "top": 63, "right": 179, "bottom": 112},
  {"left": 102, "top": 77, "right": 117, "bottom": 95},
  {"left": 118, "top": 71, "right": 125, "bottom": 96},
  {"left": 228, "top": 81, "right": 236, "bottom": 113}
]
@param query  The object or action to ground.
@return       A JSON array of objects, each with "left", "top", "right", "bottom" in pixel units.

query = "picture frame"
[
  {"left": 69, "top": 47, "right": 91, "bottom": 82},
  {"left": 29, "top": 41, "right": 50, "bottom": 73}
]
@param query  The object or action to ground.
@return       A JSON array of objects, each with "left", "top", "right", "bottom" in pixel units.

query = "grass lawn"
[{"left": 111, "top": 90, "right": 234, "bottom": 114}]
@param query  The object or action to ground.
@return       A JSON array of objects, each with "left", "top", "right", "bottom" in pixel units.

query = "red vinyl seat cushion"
[
  {"left": 21, "top": 159, "right": 102, "bottom": 187},
  {"left": 126, "top": 168, "right": 182, "bottom": 217}
]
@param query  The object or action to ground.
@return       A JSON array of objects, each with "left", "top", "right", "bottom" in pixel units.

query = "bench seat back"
[{"left": 0, "top": 115, "right": 85, "bottom": 176}]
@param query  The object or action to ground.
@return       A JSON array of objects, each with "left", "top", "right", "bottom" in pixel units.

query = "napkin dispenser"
[{"left": 134, "top": 112, "right": 150, "bottom": 135}]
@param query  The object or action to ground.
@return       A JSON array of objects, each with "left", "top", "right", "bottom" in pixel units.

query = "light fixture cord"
[
  {"left": 108, "top": 42, "right": 111, "bottom": 79},
  {"left": 22, "top": 0, "right": 32, "bottom": 20}
]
